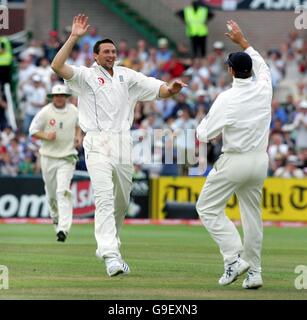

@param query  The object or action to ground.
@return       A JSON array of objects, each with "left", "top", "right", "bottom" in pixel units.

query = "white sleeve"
[
  {"left": 282, "top": 114, "right": 302, "bottom": 131},
  {"left": 245, "top": 46, "right": 272, "bottom": 86},
  {"left": 64, "top": 66, "right": 86, "bottom": 95},
  {"left": 29, "top": 109, "right": 46, "bottom": 136},
  {"left": 196, "top": 94, "right": 227, "bottom": 143},
  {"left": 128, "top": 69, "right": 165, "bottom": 102}
]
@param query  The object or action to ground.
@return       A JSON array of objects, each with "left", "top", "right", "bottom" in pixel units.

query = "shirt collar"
[
  {"left": 52, "top": 104, "right": 68, "bottom": 113},
  {"left": 232, "top": 77, "right": 253, "bottom": 87},
  {"left": 98, "top": 65, "right": 114, "bottom": 79}
]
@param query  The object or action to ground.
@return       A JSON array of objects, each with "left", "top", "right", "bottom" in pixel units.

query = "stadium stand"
[{"left": 0, "top": 1, "right": 306, "bottom": 179}]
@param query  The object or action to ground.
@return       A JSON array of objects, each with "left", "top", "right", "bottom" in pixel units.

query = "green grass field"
[{"left": 0, "top": 224, "right": 306, "bottom": 300}]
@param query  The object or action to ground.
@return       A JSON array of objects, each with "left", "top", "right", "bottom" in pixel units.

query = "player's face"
[
  {"left": 52, "top": 95, "right": 67, "bottom": 108},
  {"left": 95, "top": 43, "right": 117, "bottom": 70}
]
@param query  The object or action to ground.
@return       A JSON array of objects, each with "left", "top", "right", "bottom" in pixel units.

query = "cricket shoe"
[
  {"left": 106, "top": 259, "right": 130, "bottom": 277},
  {"left": 218, "top": 257, "right": 250, "bottom": 286},
  {"left": 242, "top": 271, "right": 263, "bottom": 289},
  {"left": 56, "top": 231, "right": 67, "bottom": 242},
  {"left": 105, "top": 258, "right": 126, "bottom": 277},
  {"left": 98, "top": 252, "right": 131, "bottom": 277}
]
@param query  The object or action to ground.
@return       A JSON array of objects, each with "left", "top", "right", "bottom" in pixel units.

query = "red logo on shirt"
[
  {"left": 49, "top": 119, "right": 56, "bottom": 126},
  {"left": 98, "top": 77, "right": 105, "bottom": 86}
]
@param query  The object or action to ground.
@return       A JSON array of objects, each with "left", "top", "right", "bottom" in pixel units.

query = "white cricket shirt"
[
  {"left": 197, "top": 47, "right": 272, "bottom": 153},
  {"left": 29, "top": 103, "right": 79, "bottom": 158},
  {"left": 65, "top": 65, "right": 164, "bottom": 133}
]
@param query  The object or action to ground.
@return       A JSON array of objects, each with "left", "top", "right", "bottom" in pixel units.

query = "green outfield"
[{"left": 0, "top": 224, "right": 306, "bottom": 300}]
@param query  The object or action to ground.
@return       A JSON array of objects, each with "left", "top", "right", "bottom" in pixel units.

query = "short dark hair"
[
  {"left": 233, "top": 70, "right": 252, "bottom": 79},
  {"left": 93, "top": 39, "right": 116, "bottom": 54},
  {"left": 226, "top": 52, "right": 252, "bottom": 79}
]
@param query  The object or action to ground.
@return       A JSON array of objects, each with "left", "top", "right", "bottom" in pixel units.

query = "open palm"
[{"left": 71, "top": 14, "right": 90, "bottom": 37}]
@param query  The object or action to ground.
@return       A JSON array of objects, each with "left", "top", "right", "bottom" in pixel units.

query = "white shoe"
[
  {"left": 106, "top": 259, "right": 124, "bottom": 277},
  {"left": 242, "top": 271, "right": 263, "bottom": 289},
  {"left": 219, "top": 257, "right": 250, "bottom": 286},
  {"left": 104, "top": 255, "right": 130, "bottom": 277}
]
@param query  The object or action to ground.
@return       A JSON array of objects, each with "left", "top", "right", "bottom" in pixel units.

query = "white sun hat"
[{"left": 47, "top": 84, "right": 71, "bottom": 98}]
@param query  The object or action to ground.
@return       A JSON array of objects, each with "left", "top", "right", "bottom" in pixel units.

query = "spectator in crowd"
[
  {"left": 117, "top": 39, "right": 129, "bottom": 60},
  {"left": 268, "top": 152, "right": 285, "bottom": 176},
  {"left": 18, "top": 57, "right": 38, "bottom": 87},
  {"left": 268, "top": 133, "right": 289, "bottom": 161},
  {"left": 176, "top": 42, "right": 193, "bottom": 67},
  {"left": 156, "top": 38, "right": 172, "bottom": 69},
  {"left": 79, "top": 42, "right": 93, "bottom": 65},
  {"left": 1, "top": 124, "right": 15, "bottom": 145},
  {"left": 283, "top": 94, "right": 296, "bottom": 123},
  {"left": 155, "top": 97, "right": 176, "bottom": 121},
  {"left": 123, "top": 47, "right": 142, "bottom": 71},
  {"left": 21, "top": 74, "right": 47, "bottom": 133},
  {"left": 43, "top": 30, "right": 62, "bottom": 63},
  {"left": 194, "top": 89, "right": 211, "bottom": 114},
  {"left": 19, "top": 39, "right": 44, "bottom": 63},
  {"left": 67, "top": 46, "right": 84, "bottom": 66},
  {"left": 18, "top": 153, "right": 35, "bottom": 175},
  {"left": 171, "top": 92, "right": 191, "bottom": 118},
  {"left": 36, "top": 57, "right": 54, "bottom": 90},
  {"left": 141, "top": 47, "right": 159, "bottom": 77},
  {"left": 274, "top": 155, "right": 304, "bottom": 178},
  {"left": 271, "top": 99, "right": 288, "bottom": 127},
  {"left": 78, "top": 26, "right": 101, "bottom": 52},
  {"left": 282, "top": 100, "right": 307, "bottom": 151},
  {"left": 0, "top": 148, "right": 18, "bottom": 176},
  {"left": 136, "top": 39, "right": 149, "bottom": 63},
  {"left": 162, "top": 52, "right": 185, "bottom": 79},
  {"left": 267, "top": 49, "right": 284, "bottom": 88}
]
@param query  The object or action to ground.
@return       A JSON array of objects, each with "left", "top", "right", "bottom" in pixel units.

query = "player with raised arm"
[
  {"left": 196, "top": 20, "right": 272, "bottom": 289},
  {"left": 51, "top": 14, "right": 187, "bottom": 277}
]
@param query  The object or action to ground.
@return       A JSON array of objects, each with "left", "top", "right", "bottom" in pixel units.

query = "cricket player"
[
  {"left": 29, "top": 84, "right": 82, "bottom": 242},
  {"left": 196, "top": 20, "right": 272, "bottom": 289},
  {"left": 51, "top": 15, "right": 186, "bottom": 277}
]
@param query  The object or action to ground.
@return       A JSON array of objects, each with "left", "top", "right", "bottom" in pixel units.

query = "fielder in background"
[
  {"left": 51, "top": 15, "right": 186, "bottom": 277},
  {"left": 29, "top": 84, "right": 82, "bottom": 242},
  {"left": 196, "top": 20, "right": 272, "bottom": 289}
]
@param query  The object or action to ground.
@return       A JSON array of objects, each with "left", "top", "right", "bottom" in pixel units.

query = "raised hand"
[
  {"left": 225, "top": 20, "right": 249, "bottom": 50},
  {"left": 71, "top": 14, "right": 90, "bottom": 38}
]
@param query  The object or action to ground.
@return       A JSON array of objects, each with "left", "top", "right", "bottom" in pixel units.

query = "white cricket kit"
[
  {"left": 29, "top": 103, "right": 79, "bottom": 234},
  {"left": 196, "top": 47, "right": 272, "bottom": 272},
  {"left": 65, "top": 64, "right": 164, "bottom": 260}
]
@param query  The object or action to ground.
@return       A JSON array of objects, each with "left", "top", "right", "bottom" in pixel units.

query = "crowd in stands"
[{"left": 0, "top": 28, "right": 306, "bottom": 178}]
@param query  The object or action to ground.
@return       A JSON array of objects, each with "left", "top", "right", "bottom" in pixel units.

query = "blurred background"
[{"left": 0, "top": 0, "right": 306, "bottom": 222}]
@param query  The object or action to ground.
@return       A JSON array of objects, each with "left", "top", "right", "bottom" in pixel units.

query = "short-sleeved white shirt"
[{"left": 65, "top": 65, "right": 164, "bottom": 133}]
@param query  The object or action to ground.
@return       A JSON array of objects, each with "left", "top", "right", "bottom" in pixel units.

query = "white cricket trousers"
[
  {"left": 83, "top": 131, "right": 133, "bottom": 261},
  {"left": 40, "top": 156, "right": 76, "bottom": 234},
  {"left": 196, "top": 151, "right": 268, "bottom": 272}
]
